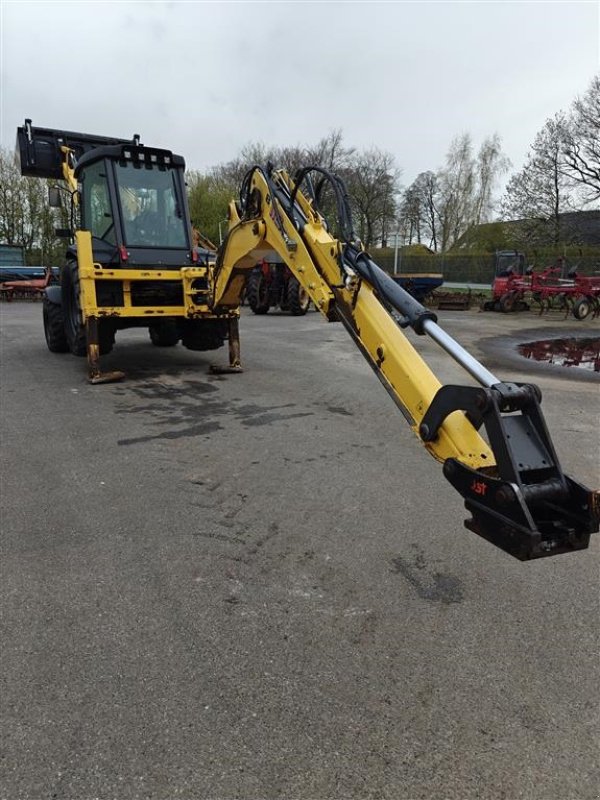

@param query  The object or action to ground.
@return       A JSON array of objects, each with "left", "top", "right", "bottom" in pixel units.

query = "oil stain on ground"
[
  {"left": 113, "top": 378, "right": 313, "bottom": 445},
  {"left": 327, "top": 405, "right": 353, "bottom": 416},
  {"left": 390, "top": 544, "right": 464, "bottom": 604}
]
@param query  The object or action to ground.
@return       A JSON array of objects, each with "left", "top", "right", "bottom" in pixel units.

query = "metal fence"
[{"left": 373, "top": 251, "right": 600, "bottom": 284}]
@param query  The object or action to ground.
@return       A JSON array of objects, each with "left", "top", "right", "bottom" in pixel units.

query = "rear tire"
[
  {"left": 43, "top": 296, "right": 69, "bottom": 353},
  {"left": 246, "top": 270, "right": 270, "bottom": 314},
  {"left": 287, "top": 277, "right": 310, "bottom": 315},
  {"left": 149, "top": 321, "right": 180, "bottom": 347},
  {"left": 572, "top": 296, "right": 591, "bottom": 320}
]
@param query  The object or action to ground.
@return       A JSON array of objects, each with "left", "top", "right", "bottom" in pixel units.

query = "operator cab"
[
  {"left": 75, "top": 144, "right": 193, "bottom": 268},
  {"left": 495, "top": 250, "right": 526, "bottom": 277},
  {"left": 16, "top": 120, "right": 194, "bottom": 269}
]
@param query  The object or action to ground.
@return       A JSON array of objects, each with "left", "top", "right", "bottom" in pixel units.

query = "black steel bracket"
[{"left": 421, "top": 382, "right": 598, "bottom": 559}]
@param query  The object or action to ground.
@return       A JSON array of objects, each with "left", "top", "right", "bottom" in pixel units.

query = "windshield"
[{"left": 115, "top": 161, "right": 188, "bottom": 248}]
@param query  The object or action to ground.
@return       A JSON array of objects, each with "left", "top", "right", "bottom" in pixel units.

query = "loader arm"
[{"left": 211, "top": 166, "right": 598, "bottom": 560}]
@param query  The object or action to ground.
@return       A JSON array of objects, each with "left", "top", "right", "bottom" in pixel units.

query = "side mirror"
[{"left": 48, "top": 186, "right": 62, "bottom": 208}]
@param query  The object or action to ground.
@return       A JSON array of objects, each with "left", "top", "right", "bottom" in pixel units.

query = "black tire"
[
  {"left": 61, "top": 260, "right": 87, "bottom": 356},
  {"left": 42, "top": 296, "right": 69, "bottom": 353},
  {"left": 572, "top": 296, "right": 591, "bottom": 321},
  {"left": 499, "top": 292, "right": 517, "bottom": 313},
  {"left": 181, "top": 319, "right": 227, "bottom": 352},
  {"left": 246, "top": 270, "right": 270, "bottom": 314},
  {"left": 149, "top": 321, "right": 180, "bottom": 347},
  {"left": 287, "top": 277, "right": 310, "bottom": 315},
  {"left": 61, "top": 260, "right": 115, "bottom": 356}
]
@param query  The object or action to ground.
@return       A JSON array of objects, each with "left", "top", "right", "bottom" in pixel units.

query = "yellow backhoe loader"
[{"left": 17, "top": 122, "right": 599, "bottom": 561}]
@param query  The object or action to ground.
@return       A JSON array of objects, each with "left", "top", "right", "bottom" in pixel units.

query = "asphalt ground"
[{"left": 1, "top": 302, "right": 599, "bottom": 800}]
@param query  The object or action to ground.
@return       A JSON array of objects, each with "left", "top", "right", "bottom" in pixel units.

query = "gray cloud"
[{"left": 2, "top": 1, "right": 598, "bottom": 185}]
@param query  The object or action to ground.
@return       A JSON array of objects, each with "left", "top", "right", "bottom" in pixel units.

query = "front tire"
[
  {"left": 61, "top": 260, "right": 114, "bottom": 356},
  {"left": 61, "top": 260, "right": 87, "bottom": 356},
  {"left": 43, "top": 296, "right": 69, "bottom": 353}
]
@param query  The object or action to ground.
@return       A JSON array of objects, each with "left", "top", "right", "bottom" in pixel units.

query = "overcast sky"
[{"left": 1, "top": 1, "right": 599, "bottom": 189}]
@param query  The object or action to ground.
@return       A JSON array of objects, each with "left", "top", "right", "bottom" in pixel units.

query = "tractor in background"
[
  {"left": 482, "top": 250, "right": 531, "bottom": 312},
  {"left": 245, "top": 257, "right": 310, "bottom": 315}
]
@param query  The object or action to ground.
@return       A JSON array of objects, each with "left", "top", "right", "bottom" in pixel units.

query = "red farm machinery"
[{"left": 482, "top": 251, "right": 600, "bottom": 320}]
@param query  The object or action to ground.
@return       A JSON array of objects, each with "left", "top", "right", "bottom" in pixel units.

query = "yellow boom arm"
[
  {"left": 213, "top": 170, "right": 491, "bottom": 470},
  {"left": 211, "top": 165, "right": 598, "bottom": 561}
]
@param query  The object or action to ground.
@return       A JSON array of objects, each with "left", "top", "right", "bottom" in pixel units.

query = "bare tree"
[
  {"left": 398, "top": 184, "right": 422, "bottom": 245},
  {"left": 501, "top": 114, "right": 573, "bottom": 246},
  {"left": 437, "top": 134, "right": 476, "bottom": 250},
  {"left": 345, "top": 148, "right": 400, "bottom": 247},
  {"left": 399, "top": 171, "right": 441, "bottom": 251},
  {"left": 419, "top": 171, "right": 441, "bottom": 252},
  {"left": 473, "top": 134, "right": 511, "bottom": 225},
  {"left": 561, "top": 74, "right": 600, "bottom": 204},
  {"left": 304, "top": 129, "right": 355, "bottom": 171},
  {"left": 197, "top": 133, "right": 400, "bottom": 249},
  {"left": 212, "top": 142, "right": 274, "bottom": 194},
  {"left": 399, "top": 134, "right": 508, "bottom": 252}
]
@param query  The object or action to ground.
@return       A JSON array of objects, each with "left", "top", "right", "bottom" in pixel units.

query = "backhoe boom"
[{"left": 211, "top": 165, "right": 598, "bottom": 560}]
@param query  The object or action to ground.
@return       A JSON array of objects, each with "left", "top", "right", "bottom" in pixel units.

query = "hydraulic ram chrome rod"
[
  {"left": 420, "top": 319, "right": 499, "bottom": 388},
  {"left": 342, "top": 247, "right": 500, "bottom": 388}
]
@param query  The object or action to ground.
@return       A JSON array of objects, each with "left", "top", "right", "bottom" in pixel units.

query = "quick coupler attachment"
[
  {"left": 443, "top": 459, "right": 598, "bottom": 560},
  {"left": 421, "top": 381, "right": 599, "bottom": 559}
]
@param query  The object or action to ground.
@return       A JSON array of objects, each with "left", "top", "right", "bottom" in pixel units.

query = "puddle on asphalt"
[{"left": 518, "top": 337, "right": 600, "bottom": 372}]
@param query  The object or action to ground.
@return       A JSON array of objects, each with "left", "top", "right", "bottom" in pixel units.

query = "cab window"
[{"left": 81, "top": 160, "right": 115, "bottom": 243}]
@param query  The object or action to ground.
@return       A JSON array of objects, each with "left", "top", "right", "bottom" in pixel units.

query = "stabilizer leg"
[
  {"left": 210, "top": 317, "right": 243, "bottom": 375},
  {"left": 86, "top": 318, "right": 124, "bottom": 384}
]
